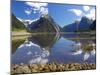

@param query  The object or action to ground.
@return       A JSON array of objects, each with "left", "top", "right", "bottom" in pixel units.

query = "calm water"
[{"left": 12, "top": 33, "right": 96, "bottom": 64}]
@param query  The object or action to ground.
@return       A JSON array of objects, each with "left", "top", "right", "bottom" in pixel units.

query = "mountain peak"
[
  {"left": 81, "top": 16, "right": 93, "bottom": 22},
  {"left": 27, "top": 14, "right": 60, "bottom": 33},
  {"left": 40, "top": 14, "right": 51, "bottom": 19}
]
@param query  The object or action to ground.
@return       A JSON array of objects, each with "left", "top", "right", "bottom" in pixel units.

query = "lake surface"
[{"left": 11, "top": 33, "right": 96, "bottom": 64}]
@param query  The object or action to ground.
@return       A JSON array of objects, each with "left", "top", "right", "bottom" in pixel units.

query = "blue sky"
[{"left": 12, "top": 1, "right": 96, "bottom": 27}]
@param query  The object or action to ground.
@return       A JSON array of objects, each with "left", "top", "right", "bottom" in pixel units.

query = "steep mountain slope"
[
  {"left": 78, "top": 16, "right": 93, "bottom": 31},
  {"left": 90, "top": 20, "right": 96, "bottom": 30},
  {"left": 12, "top": 14, "right": 26, "bottom": 31},
  {"left": 62, "top": 16, "right": 94, "bottom": 32},
  {"left": 27, "top": 14, "right": 60, "bottom": 33},
  {"left": 62, "top": 21, "right": 79, "bottom": 32}
]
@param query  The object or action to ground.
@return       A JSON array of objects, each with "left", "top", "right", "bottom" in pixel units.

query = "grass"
[{"left": 12, "top": 28, "right": 27, "bottom": 32}]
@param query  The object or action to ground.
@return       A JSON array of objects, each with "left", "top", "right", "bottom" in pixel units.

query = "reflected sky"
[{"left": 12, "top": 33, "right": 96, "bottom": 64}]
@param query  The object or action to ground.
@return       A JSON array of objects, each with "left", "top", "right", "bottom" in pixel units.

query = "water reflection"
[
  {"left": 12, "top": 33, "right": 60, "bottom": 64},
  {"left": 12, "top": 33, "right": 96, "bottom": 64},
  {"left": 12, "top": 40, "right": 50, "bottom": 64}
]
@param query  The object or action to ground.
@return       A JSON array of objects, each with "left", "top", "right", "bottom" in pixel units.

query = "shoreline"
[
  {"left": 12, "top": 31, "right": 96, "bottom": 36},
  {"left": 11, "top": 63, "right": 96, "bottom": 75}
]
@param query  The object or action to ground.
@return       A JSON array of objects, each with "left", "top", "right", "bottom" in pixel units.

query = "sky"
[{"left": 12, "top": 0, "right": 96, "bottom": 27}]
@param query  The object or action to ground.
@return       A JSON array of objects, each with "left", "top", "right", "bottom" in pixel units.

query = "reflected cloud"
[
  {"left": 91, "top": 49, "right": 96, "bottom": 55},
  {"left": 28, "top": 47, "right": 50, "bottom": 64},
  {"left": 29, "top": 56, "right": 48, "bottom": 64},
  {"left": 71, "top": 42, "right": 96, "bottom": 61},
  {"left": 72, "top": 49, "right": 83, "bottom": 55},
  {"left": 27, "top": 51, "right": 33, "bottom": 55},
  {"left": 83, "top": 52, "right": 90, "bottom": 61},
  {"left": 18, "top": 40, "right": 40, "bottom": 48},
  {"left": 12, "top": 39, "right": 50, "bottom": 64},
  {"left": 41, "top": 50, "right": 50, "bottom": 58},
  {"left": 12, "top": 33, "right": 96, "bottom": 64}
]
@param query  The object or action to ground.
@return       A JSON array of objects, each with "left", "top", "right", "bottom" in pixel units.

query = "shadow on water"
[{"left": 11, "top": 33, "right": 96, "bottom": 64}]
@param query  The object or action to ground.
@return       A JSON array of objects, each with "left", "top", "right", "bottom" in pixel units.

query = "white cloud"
[
  {"left": 39, "top": 7, "right": 48, "bottom": 15},
  {"left": 76, "top": 18, "right": 81, "bottom": 21},
  {"left": 83, "top": 6, "right": 90, "bottom": 12},
  {"left": 25, "top": 10, "right": 32, "bottom": 15},
  {"left": 25, "top": 2, "right": 48, "bottom": 9},
  {"left": 25, "top": 2, "right": 48, "bottom": 16},
  {"left": 85, "top": 8, "right": 95, "bottom": 20},
  {"left": 68, "top": 7, "right": 95, "bottom": 20},
  {"left": 68, "top": 9, "right": 83, "bottom": 16}
]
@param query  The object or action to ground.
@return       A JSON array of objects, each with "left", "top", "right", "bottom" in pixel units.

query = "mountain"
[
  {"left": 62, "top": 16, "right": 93, "bottom": 32},
  {"left": 27, "top": 14, "right": 60, "bottom": 33},
  {"left": 78, "top": 16, "right": 93, "bottom": 31},
  {"left": 62, "top": 21, "right": 79, "bottom": 32},
  {"left": 12, "top": 14, "right": 26, "bottom": 31},
  {"left": 90, "top": 20, "right": 96, "bottom": 30}
]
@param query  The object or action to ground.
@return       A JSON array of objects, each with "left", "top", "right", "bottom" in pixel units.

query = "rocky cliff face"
[{"left": 27, "top": 14, "right": 60, "bottom": 33}]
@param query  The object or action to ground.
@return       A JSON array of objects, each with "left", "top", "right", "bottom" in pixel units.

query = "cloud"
[
  {"left": 68, "top": 9, "right": 83, "bottom": 16},
  {"left": 25, "top": 10, "right": 32, "bottom": 15},
  {"left": 85, "top": 8, "right": 95, "bottom": 20},
  {"left": 83, "top": 6, "right": 90, "bottom": 12},
  {"left": 68, "top": 6, "right": 95, "bottom": 20},
  {"left": 76, "top": 18, "right": 81, "bottom": 21},
  {"left": 39, "top": 7, "right": 48, "bottom": 15},
  {"left": 25, "top": 2, "right": 48, "bottom": 16},
  {"left": 25, "top": 2, "right": 48, "bottom": 9}
]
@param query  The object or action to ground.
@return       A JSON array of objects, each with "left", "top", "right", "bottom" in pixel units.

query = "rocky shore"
[{"left": 11, "top": 63, "right": 96, "bottom": 75}]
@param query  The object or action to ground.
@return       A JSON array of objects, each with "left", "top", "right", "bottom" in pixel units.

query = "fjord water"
[{"left": 12, "top": 33, "right": 96, "bottom": 64}]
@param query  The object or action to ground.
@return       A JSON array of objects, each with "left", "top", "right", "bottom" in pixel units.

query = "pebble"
[{"left": 11, "top": 63, "right": 96, "bottom": 75}]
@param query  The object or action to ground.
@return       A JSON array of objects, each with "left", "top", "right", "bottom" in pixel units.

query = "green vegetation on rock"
[{"left": 12, "top": 14, "right": 26, "bottom": 32}]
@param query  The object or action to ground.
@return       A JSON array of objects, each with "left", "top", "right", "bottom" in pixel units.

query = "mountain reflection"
[
  {"left": 28, "top": 33, "right": 60, "bottom": 52},
  {"left": 12, "top": 33, "right": 60, "bottom": 64},
  {"left": 62, "top": 34, "right": 96, "bottom": 61},
  {"left": 12, "top": 33, "right": 96, "bottom": 64}
]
